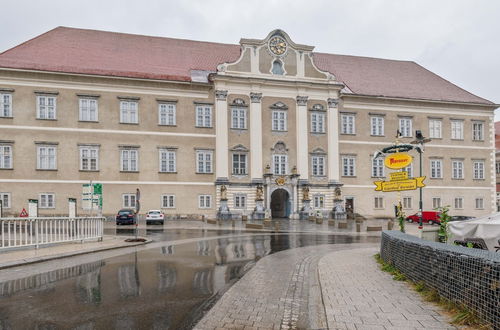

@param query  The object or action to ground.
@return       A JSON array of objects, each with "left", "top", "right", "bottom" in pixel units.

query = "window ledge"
[
  {"left": 370, "top": 135, "right": 385, "bottom": 137},
  {"left": 159, "top": 171, "right": 177, "bottom": 174},
  {"left": 451, "top": 178, "right": 464, "bottom": 180},
  {"left": 271, "top": 130, "right": 288, "bottom": 133},
  {"left": 119, "top": 122, "right": 139, "bottom": 125},
  {"left": 0, "top": 116, "right": 13, "bottom": 119},
  {"left": 340, "top": 133, "right": 356, "bottom": 135},
  {"left": 0, "top": 168, "right": 13, "bottom": 170},
  {"left": 78, "top": 120, "right": 99, "bottom": 123},
  {"left": 473, "top": 178, "right": 485, "bottom": 181},
  {"left": 79, "top": 170, "right": 100, "bottom": 172},
  {"left": 39, "top": 207, "right": 56, "bottom": 209},
  {"left": 158, "top": 124, "right": 177, "bottom": 127},
  {"left": 36, "top": 169, "right": 58, "bottom": 171},
  {"left": 230, "top": 128, "right": 248, "bottom": 131},
  {"left": 196, "top": 172, "right": 214, "bottom": 175},
  {"left": 36, "top": 118, "right": 57, "bottom": 121},
  {"left": 195, "top": 126, "right": 213, "bottom": 129},
  {"left": 451, "top": 138, "right": 464, "bottom": 141},
  {"left": 120, "top": 171, "right": 139, "bottom": 173},
  {"left": 472, "top": 140, "right": 485, "bottom": 142},
  {"left": 341, "top": 175, "right": 357, "bottom": 178}
]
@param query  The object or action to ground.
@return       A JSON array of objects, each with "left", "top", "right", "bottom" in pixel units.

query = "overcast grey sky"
[{"left": 1, "top": 0, "right": 499, "bottom": 117}]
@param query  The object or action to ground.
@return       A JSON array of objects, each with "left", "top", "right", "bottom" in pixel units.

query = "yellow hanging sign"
[
  {"left": 384, "top": 153, "right": 413, "bottom": 169},
  {"left": 374, "top": 176, "right": 426, "bottom": 192}
]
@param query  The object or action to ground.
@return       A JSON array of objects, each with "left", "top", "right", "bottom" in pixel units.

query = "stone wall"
[{"left": 380, "top": 231, "right": 500, "bottom": 328}]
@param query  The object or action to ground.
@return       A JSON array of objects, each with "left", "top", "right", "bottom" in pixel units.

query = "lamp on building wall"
[{"left": 411, "top": 130, "right": 432, "bottom": 229}]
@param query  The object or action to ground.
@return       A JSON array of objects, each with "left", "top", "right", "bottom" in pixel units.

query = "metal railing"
[{"left": 0, "top": 217, "right": 104, "bottom": 250}]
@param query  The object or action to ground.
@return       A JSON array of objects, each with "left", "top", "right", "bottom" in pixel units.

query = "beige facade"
[{"left": 0, "top": 29, "right": 496, "bottom": 219}]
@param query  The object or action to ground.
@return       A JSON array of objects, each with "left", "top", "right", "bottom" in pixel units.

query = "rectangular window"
[
  {"left": 40, "top": 193, "right": 55, "bottom": 208},
  {"left": 79, "top": 98, "right": 98, "bottom": 121},
  {"left": 475, "top": 197, "right": 484, "bottom": 209},
  {"left": 342, "top": 156, "right": 356, "bottom": 177},
  {"left": 473, "top": 160, "right": 485, "bottom": 179},
  {"left": 374, "top": 196, "right": 384, "bottom": 209},
  {"left": 451, "top": 160, "right": 464, "bottom": 179},
  {"left": 234, "top": 194, "right": 246, "bottom": 208},
  {"left": 120, "top": 101, "right": 138, "bottom": 124},
  {"left": 231, "top": 107, "right": 247, "bottom": 129},
  {"left": 0, "top": 192, "right": 11, "bottom": 208},
  {"left": 159, "top": 103, "right": 176, "bottom": 126},
  {"left": 122, "top": 194, "right": 136, "bottom": 208},
  {"left": 432, "top": 197, "right": 441, "bottom": 209},
  {"left": 472, "top": 122, "right": 484, "bottom": 141},
  {"left": 496, "top": 162, "right": 500, "bottom": 174},
  {"left": 314, "top": 195, "right": 325, "bottom": 209},
  {"left": 196, "top": 150, "right": 213, "bottom": 173},
  {"left": 120, "top": 149, "right": 138, "bottom": 172},
  {"left": 370, "top": 116, "right": 384, "bottom": 136},
  {"left": 162, "top": 195, "right": 175, "bottom": 208},
  {"left": 0, "top": 93, "right": 12, "bottom": 117},
  {"left": 371, "top": 157, "right": 384, "bottom": 177},
  {"left": 199, "top": 195, "right": 212, "bottom": 208},
  {"left": 159, "top": 149, "right": 176, "bottom": 173},
  {"left": 37, "top": 95, "right": 56, "bottom": 120},
  {"left": 341, "top": 114, "right": 355, "bottom": 134},
  {"left": 403, "top": 197, "right": 412, "bottom": 209},
  {"left": 454, "top": 197, "right": 463, "bottom": 209},
  {"left": 273, "top": 154, "right": 287, "bottom": 175},
  {"left": 232, "top": 153, "right": 247, "bottom": 175},
  {"left": 430, "top": 159, "right": 442, "bottom": 179},
  {"left": 429, "top": 119, "right": 442, "bottom": 139},
  {"left": 399, "top": 118, "right": 412, "bottom": 137},
  {"left": 196, "top": 105, "right": 212, "bottom": 127},
  {"left": 272, "top": 111, "right": 287, "bottom": 131},
  {"left": 311, "top": 113, "right": 325, "bottom": 133},
  {"left": 80, "top": 146, "right": 99, "bottom": 171},
  {"left": 37, "top": 145, "right": 57, "bottom": 170},
  {"left": 311, "top": 156, "right": 325, "bottom": 176},
  {"left": 0, "top": 145, "right": 12, "bottom": 169},
  {"left": 402, "top": 163, "right": 413, "bottom": 178},
  {"left": 451, "top": 120, "right": 464, "bottom": 140}
]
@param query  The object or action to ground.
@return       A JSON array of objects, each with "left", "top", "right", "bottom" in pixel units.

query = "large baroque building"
[{"left": 0, "top": 27, "right": 496, "bottom": 218}]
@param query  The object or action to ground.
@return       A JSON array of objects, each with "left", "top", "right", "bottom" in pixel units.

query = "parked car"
[
  {"left": 116, "top": 209, "right": 138, "bottom": 225},
  {"left": 449, "top": 215, "right": 475, "bottom": 222},
  {"left": 146, "top": 210, "right": 165, "bottom": 225},
  {"left": 406, "top": 211, "right": 441, "bottom": 225}
]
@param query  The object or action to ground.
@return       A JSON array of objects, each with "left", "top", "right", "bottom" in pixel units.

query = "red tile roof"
[{"left": 0, "top": 26, "right": 494, "bottom": 105}]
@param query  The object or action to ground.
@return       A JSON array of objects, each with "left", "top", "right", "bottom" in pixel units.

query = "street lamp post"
[{"left": 411, "top": 130, "right": 431, "bottom": 230}]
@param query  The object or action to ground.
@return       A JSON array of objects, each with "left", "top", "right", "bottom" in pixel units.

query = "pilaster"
[
  {"left": 327, "top": 97, "right": 340, "bottom": 183},
  {"left": 250, "top": 92, "right": 263, "bottom": 182},
  {"left": 296, "top": 96, "right": 309, "bottom": 181},
  {"left": 215, "top": 90, "right": 229, "bottom": 181}
]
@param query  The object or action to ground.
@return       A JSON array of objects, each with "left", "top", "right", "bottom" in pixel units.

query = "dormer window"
[{"left": 272, "top": 60, "right": 284, "bottom": 75}]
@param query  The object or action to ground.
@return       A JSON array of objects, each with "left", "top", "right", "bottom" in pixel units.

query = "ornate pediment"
[
  {"left": 311, "top": 147, "right": 327, "bottom": 155},
  {"left": 230, "top": 144, "right": 249, "bottom": 152},
  {"left": 310, "top": 104, "right": 325, "bottom": 112},
  {"left": 271, "top": 141, "right": 288, "bottom": 154},
  {"left": 270, "top": 101, "right": 288, "bottom": 110}
]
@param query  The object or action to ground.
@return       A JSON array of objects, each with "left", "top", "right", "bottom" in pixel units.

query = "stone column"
[
  {"left": 215, "top": 90, "right": 229, "bottom": 181},
  {"left": 296, "top": 96, "right": 309, "bottom": 182},
  {"left": 250, "top": 92, "right": 263, "bottom": 182},
  {"left": 327, "top": 98, "right": 340, "bottom": 183}
]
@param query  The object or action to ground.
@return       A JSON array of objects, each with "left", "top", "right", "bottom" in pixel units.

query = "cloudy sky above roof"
[{"left": 1, "top": 0, "right": 498, "bottom": 117}]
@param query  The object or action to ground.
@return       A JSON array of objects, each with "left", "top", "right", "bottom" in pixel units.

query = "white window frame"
[
  {"left": 311, "top": 113, "right": 325, "bottom": 133},
  {"left": 234, "top": 194, "right": 247, "bottom": 209},
  {"left": 371, "top": 156, "right": 384, "bottom": 178},
  {"left": 473, "top": 160, "right": 485, "bottom": 179},
  {"left": 0, "top": 192, "right": 11, "bottom": 208},
  {"left": 0, "top": 93, "right": 12, "bottom": 117},
  {"left": 196, "top": 105, "right": 212, "bottom": 128},
  {"left": 399, "top": 118, "right": 412, "bottom": 137},
  {"left": 79, "top": 146, "right": 99, "bottom": 171},
  {"left": 158, "top": 103, "right": 176, "bottom": 126},
  {"left": 311, "top": 156, "right": 325, "bottom": 176},
  {"left": 430, "top": 159, "right": 442, "bottom": 179},
  {"left": 36, "top": 95, "right": 57, "bottom": 120},
  {"left": 161, "top": 194, "right": 175, "bottom": 208},
  {"left": 273, "top": 154, "right": 288, "bottom": 175},
  {"left": 451, "top": 120, "right": 464, "bottom": 140},
  {"left": 119, "top": 100, "right": 138, "bottom": 124},
  {"left": 122, "top": 193, "right": 136, "bottom": 208},
  {"left": 120, "top": 149, "right": 139, "bottom": 172},
  {"left": 403, "top": 196, "right": 412, "bottom": 209},
  {"left": 272, "top": 110, "right": 287, "bottom": 131},
  {"left": 198, "top": 195, "right": 212, "bottom": 209},
  {"left": 475, "top": 197, "right": 484, "bottom": 210},
  {"left": 196, "top": 150, "right": 213, "bottom": 173},
  {"left": 402, "top": 163, "right": 413, "bottom": 178},
  {"left": 231, "top": 107, "right": 247, "bottom": 129},
  {"left": 341, "top": 114, "right": 355, "bottom": 134},
  {"left": 37, "top": 145, "right": 57, "bottom": 170},
  {"left": 429, "top": 119, "right": 442, "bottom": 139},
  {"left": 0, "top": 145, "right": 12, "bottom": 169},
  {"left": 432, "top": 197, "right": 441, "bottom": 209},
  {"left": 313, "top": 195, "right": 325, "bottom": 209},
  {"left": 370, "top": 116, "right": 384, "bottom": 136},
  {"left": 232, "top": 153, "right": 247, "bottom": 175},
  {"left": 472, "top": 121, "right": 484, "bottom": 141},
  {"left": 39, "top": 193, "right": 55, "bottom": 209},
  {"left": 159, "top": 149, "right": 176, "bottom": 173},
  {"left": 374, "top": 196, "right": 384, "bottom": 209},
  {"left": 451, "top": 160, "right": 464, "bottom": 179},
  {"left": 79, "top": 98, "right": 98, "bottom": 122},
  {"left": 342, "top": 156, "right": 356, "bottom": 177},
  {"left": 454, "top": 197, "right": 464, "bottom": 209}
]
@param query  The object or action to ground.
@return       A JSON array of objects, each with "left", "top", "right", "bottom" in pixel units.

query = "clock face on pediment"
[{"left": 269, "top": 35, "right": 287, "bottom": 56}]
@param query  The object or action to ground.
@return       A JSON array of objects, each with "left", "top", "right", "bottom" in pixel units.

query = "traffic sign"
[
  {"left": 374, "top": 176, "right": 426, "bottom": 192},
  {"left": 19, "top": 208, "right": 29, "bottom": 217}
]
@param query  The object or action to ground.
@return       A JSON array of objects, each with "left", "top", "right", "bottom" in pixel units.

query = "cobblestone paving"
[
  {"left": 318, "top": 247, "right": 457, "bottom": 330},
  {"left": 195, "top": 243, "right": 376, "bottom": 330}
]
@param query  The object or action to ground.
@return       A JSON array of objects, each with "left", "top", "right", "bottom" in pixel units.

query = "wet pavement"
[{"left": 0, "top": 228, "right": 379, "bottom": 329}]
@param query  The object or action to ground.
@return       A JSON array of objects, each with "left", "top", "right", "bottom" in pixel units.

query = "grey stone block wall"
[{"left": 380, "top": 231, "right": 500, "bottom": 328}]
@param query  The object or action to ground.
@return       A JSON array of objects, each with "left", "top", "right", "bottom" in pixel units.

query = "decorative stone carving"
[
  {"left": 270, "top": 101, "right": 288, "bottom": 110},
  {"left": 272, "top": 141, "right": 287, "bottom": 153},
  {"left": 215, "top": 90, "right": 228, "bottom": 101},
  {"left": 220, "top": 185, "right": 227, "bottom": 200},
  {"left": 335, "top": 186, "right": 342, "bottom": 199},
  {"left": 302, "top": 186, "right": 310, "bottom": 201},
  {"left": 231, "top": 98, "right": 246, "bottom": 106},
  {"left": 311, "top": 104, "right": 325, "bottom": 111},
  {"left": 291, "top": 165, "right": 297, "bottom": 175},
  {"left": 256, "top": 185, "right": 264, "bottom": 201},
  {"left": 327, "top": 98, "right": 339, "bottom": 108},
  {"left": 296, "top": 96, "right": 308, "bottom": 106},
  {"left": 250, "top": 92, "right": 263, "bottom": 103},
  {"left": 265, "top": 164, "right": 271, "bottom": 174}
]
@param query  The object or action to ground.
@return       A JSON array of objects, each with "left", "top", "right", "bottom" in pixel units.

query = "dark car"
[
  {"left": 116, "top": 209, "right": 138, "bottom": 225},
  {"left": 449, "top": 215, "right": 475, "bottom": 222},
  {"left": 406, "top": 211, "right": 441, "bottom": 225}
]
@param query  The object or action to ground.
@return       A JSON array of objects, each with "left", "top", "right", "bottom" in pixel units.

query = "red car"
[{"left": 406, "top": 211, "right": 441, "bottom": 225}]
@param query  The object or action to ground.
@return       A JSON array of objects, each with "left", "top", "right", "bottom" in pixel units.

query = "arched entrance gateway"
[{"left": 270, "top": 188, "right": 291, "bottom": 218}]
